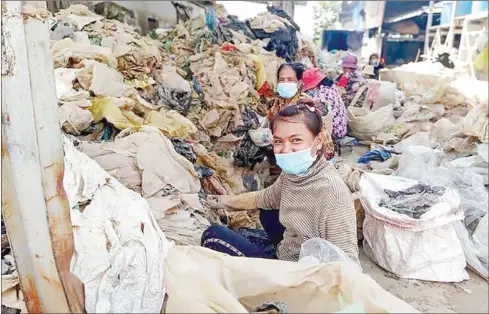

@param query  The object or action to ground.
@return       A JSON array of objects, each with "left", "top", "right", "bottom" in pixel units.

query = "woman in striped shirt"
[{"left": 202, "top": 100, "right": 360, "bottom": 265}]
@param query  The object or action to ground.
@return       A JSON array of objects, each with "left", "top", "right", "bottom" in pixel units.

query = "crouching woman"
[{"left": 201, "top": 100, "right": 360, "bottom": 265}]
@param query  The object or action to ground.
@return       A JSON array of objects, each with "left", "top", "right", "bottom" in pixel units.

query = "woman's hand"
[
  {"left": 208, "top": 195, "right": 235, "bottom": 211},
  {"left": 207, "top": 193, "right": 259, "bottom": 212}
]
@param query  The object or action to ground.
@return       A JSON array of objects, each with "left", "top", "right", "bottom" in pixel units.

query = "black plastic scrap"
[
  {"left": 253, "top": 301, "right": 288, "bottom": 313},
  {"left": 142, "top": 85, "right": 192, "bottom": 114},
  {"left": 248, "top": 6, "right": 299, "bottom": 62},
  {"left": 171, "top": 138, "right": 197, "bottom": 163}
]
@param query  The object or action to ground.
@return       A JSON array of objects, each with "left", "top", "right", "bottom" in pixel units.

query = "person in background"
[
  {"left": 267, "top": 63, "right": 335, "bottom": 160},
  {"left": 202, "top": 100, "right": 360, "bottom": 265},
  {"left": 368, "top": 53, "right": 384, "bottom": 80},
  {"left": 303, "top": 68, "right": 347, "bottom": 141},
  {"left": 337, "top": 55, "right": 366, "bottom": 107},
  {"left": 362, "top": 64, "right": 376, "bottom": 79},
  {"left": 267, "top": 62, "right": 309, "bottom": 119}
]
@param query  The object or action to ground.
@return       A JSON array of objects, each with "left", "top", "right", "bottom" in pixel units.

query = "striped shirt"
[{"left": 256, "top": 157, "right": 360, "bottom": 265}]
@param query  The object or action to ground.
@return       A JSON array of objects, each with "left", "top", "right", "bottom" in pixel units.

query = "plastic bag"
[
  {"left": 429, "top": 118, "right": 459, "bottom": 143},
  {"left": 372, "top": 81, "right": 396, "bottom": 110},
  {"left": 298, "top": 238, "right": 351, "bottom": 265},
  {"left": 394, "top": 132, "right": 436, "bottom": 153},
  {"left": 359, "top": 173, "right": 468, "bottom": 282},
  {"left": 145, "top": 110, "right": 197, "bottom": 138},
  {"left": 89, "top": 97, "right": 142, "bottom": 130},
  {"left": 395, "top": 146, "right": 489, "bottom": 279},
  {"left": 461, "top": 104, "right": 488, "bottom": 143},
  {"left": 58, "top": 103, "right": 93, "bottom": 135},
  {"left": 347, "top": 105, "right": 395, "bottom": 141}
]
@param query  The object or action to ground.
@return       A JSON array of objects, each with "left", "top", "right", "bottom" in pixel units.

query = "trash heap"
[
  {"left": 338, "top": 60, "right": 489, "bottom": 281},
  {"left": 47, "top": 4, "right": 327, "bottom": 247}
]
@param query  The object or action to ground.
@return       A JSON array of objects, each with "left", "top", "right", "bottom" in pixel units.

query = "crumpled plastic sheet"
[
  {"left": 142, "top": 85, "right": 192, "bottom": 114},
  {"left": 298, "top": 238, "right": 353, "bottom": 266},
  {"left": 395, "top": 145, "right": 489, "bottom": 279},
  {"left": 62, "top": 135, "right": 170, "bottom": 313},
  {"left": 163, "top": 245, "right": 419, "bottom": 313}
]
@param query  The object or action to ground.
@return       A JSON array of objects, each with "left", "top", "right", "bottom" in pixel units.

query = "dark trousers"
[{"left": 201, "top": 210, "right": 285, "bottom": 259}]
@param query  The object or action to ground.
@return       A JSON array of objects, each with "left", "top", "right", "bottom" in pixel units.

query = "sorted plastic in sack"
[
  {"left": 372, "top": 81, "right": 396, "bottom": 110},
  {"left": 380, "top": 183, "right": 447, "bottom": 219},
  {"left": 359, "top": 173, "right": 468, "bottom": 282},
  {"left": 429, "top": 118, "right": 459, "bottom": 143},
  {"left": 347, "top": 104, "right": 395, "bottom": 141},
  {"left": 394, "top": 146, "right": 488, "bottom": 279}
]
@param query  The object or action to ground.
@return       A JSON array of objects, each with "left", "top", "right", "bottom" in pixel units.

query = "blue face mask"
[
  {"left": 275, "top": 138, "right": 318, "bottom": 175},
  {"left": 276, "top": 82, "right": 298, "bottom": 99}
]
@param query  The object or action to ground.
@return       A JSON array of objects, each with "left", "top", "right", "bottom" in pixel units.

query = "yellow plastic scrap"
[
  {"left": 90, "top": 97, "right": 141, "bottom": 130},
  {"left": 145, "top": 110, "right": 197, "bottom": 138},
  {"left": 248, "top": 54, "right": 266, "bottom": 90},
  {"left": 474, "top": 44, "right": 488, "bottom": 80}
]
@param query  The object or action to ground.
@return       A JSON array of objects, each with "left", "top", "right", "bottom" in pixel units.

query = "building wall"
[
  {"left": 363, "top": 1, "right": 386, "bottom": 30},
  {"left": 361, "top": 35, "right": 382, "bottom": 62}
]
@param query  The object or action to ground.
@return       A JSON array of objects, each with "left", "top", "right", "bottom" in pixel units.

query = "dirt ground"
[{"left": 359, "top": 248, "right": 489, "bottom": 313}]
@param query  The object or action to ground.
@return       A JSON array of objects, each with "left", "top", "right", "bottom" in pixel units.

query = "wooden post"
[{"left": 1, "top": 1, "right": 85, "bottom": 313}]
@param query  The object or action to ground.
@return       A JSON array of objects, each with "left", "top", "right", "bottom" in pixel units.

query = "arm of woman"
[{"left": 217, "top": 176, "right": 283, "bottom": 212}]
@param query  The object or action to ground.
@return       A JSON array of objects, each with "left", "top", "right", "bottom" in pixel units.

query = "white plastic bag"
[
  {"left": 359, "top": 173, "right": 468, "bottom": 282},
  {"left": 372, "top": 81, "right": 396, "bottom": 110},
  {"left": 395, "top": 146, "right": 489, "bottom": 279},
  {"left": 461, "top": 104, "right": 488, "bottom": 143},
  {"left": 347, "top": 104, "right": 395, "bottom": 141},
  {"left": 298, "top": 238, "right": 351, "bottom": 266}
]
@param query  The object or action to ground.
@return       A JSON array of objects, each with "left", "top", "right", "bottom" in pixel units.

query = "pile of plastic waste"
[
  {"left": 48, "top": 3, "right": 330, "bottom": 248},
  {"left": 49, "top": 2, "right": 489, "bottom": 284}
]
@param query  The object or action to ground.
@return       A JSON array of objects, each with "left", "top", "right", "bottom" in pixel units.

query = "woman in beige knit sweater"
[{"left": 201, "top": 100, "right": 360, "bottom": 265}]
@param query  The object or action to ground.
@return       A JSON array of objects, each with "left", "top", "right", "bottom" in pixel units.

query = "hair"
[
  {"left": 277, "top": 62, "right": 305, "bottom": 81},
  {"left": 317, "top": 76, "right": 334, "bottom": 88},
  {"left": 271, "top": 98, "right": 323, "bottom": 137},
  {"left": 369, "top": 53, "right": 379, "bottom": 61}
]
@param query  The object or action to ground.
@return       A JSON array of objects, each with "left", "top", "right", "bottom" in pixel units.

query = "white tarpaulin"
[
  {"left": 164, "top": 245, "right": 419, "bottom": 313},
  {"left": 62, "top": 136, "right": 170, "bottom": 313}
]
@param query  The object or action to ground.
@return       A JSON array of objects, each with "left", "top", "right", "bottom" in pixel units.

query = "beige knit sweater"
[{"left": 256, "top": 157, "right": 360, "bottom": 265}]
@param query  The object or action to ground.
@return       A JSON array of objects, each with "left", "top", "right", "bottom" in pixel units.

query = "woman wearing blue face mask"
[
  {"left": 201, "top": 100, "right": 360, "bottom": 266},
  {"left": 267, "top": 62, "right": 309, "bottom": 120},
  {"left": 266, "top": 63, "right": 335, "bottom": 162}
]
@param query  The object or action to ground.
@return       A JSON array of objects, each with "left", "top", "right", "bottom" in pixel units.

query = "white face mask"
[
  {"left": 274, "top": 137, "right": 318, "bottom": 175},
  {"left": 370, "top": 59, "right": 379, "bottom": 67},
  {"left": 276, "top": 82, "right": 298, "bottom": 99}
]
